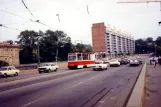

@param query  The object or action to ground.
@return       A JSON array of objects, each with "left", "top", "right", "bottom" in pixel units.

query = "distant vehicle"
[
  {"left": 93, "top": 60, "right": 109, "bottom": 71},
  {"left": 119, "top": 58, "right": 129, "bottom": 65},
  {"left": 0, "top": 66, "right": 20, "bottom": 77},
  {"left": 137, "top": 58, "right": 143, "bottom": 64},
  {"left": 68, "top": 53, "right": 95, "bottom": 69},
  {"left": 129, "top": 59, "right": 140, "bottom": 66},
  {"left": 109, "top": 59, "right": 120, "bottom": 67},
  {"left": 38, "top": 63, "right": 59, "bottom": 73}
]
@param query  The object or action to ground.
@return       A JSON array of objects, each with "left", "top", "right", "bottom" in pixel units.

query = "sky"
[{"left": 0, "top": 0, "right": 161, "bottom": 45}]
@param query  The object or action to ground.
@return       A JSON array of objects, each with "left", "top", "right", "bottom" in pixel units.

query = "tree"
[
  {"left": 156, "top": 36, "right": 161, "bottom": 46},
  {"left": 156, "top": 46, "right": 161, "bottom": 56},
  {"left": 0, "top": 60, "right": 9, "bottom": 67},
  {"left": 74, "top": 43, "right": 92, "bottom": 52},
  {"left": 146, "top": 37, "right": 155, "bottom": 53},
  {"left": 17, "top": 29, "right": 90, "bottom": 64},
  {"left": 40, "top": 30, "right": 72, "bottom": 62},
  {"left": 6, "top": 40, "right": 13, "bottom": 44},
  {"left": 17, "top": 30, "right": 40, "bottom": 64},
  {"left": 146, "top": 37, "right": 153, "bottom": 43},
  {"left": 135, "top": 39, "right": 146, "bottom": 54}
]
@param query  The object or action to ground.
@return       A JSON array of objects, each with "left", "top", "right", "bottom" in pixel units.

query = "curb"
[{"left": 126, "top": 62, "right": 147, "bottom": 107}]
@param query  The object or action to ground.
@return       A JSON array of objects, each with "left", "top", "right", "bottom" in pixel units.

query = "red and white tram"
[{"left": 68, "top": 53, "right": 95, "bottom": 69}]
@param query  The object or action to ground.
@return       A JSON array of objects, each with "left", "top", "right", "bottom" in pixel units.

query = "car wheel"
[
  {"left": 48, "top": 69, "right": 51, "bottom": 73},
  {"left": 4, "top": 73, "right": 7, "bottom": 78},
  {"left": 14, "top": 72, "right": 18, "bottom": 76},
  {"left": 93, "top": 68, "right": 95, "bottom": 71},
  {"left": 39, "top": 71, "right": 42, "bottom": 74},
  {"left": 55, "top": 68, "right": 58, "bottom": 72}
]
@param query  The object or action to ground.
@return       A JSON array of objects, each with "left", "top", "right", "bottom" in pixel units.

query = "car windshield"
[
  {"left": 43, "top": 64, "right": 52, "bottom": 66},
  {"left": 95, "top": 62, "right": 102, "bottom": 64},
  {"left": 0, "top": 67, "right": 7, "bottom": 71},
  {"left": 111, "top": 60, "right": 117, "bottom": 62}
]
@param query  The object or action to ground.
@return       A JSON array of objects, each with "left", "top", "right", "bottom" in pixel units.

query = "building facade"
[
  {"left": 0, "top": 42, "right": 19, "bottom": 65},
  {"left": 92, "top": 22, "right": 135, "bottom": 56}
]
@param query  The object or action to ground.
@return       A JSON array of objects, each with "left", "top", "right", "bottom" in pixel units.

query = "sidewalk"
[{"left": 144, "top": 62, "right": 161, "bottom": 107}]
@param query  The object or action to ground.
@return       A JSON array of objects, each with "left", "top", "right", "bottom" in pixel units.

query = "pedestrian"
[
  {"left": 154, "top": 56, "right": 158, "bottom": 68},
  {"left": 150, "top": 56, "right": 154, "bottom": 65}
]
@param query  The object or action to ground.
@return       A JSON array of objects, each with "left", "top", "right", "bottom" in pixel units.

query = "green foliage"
[
  {"left": 135, "top": 36, "right": 161, "bottom": 56},
  {"left": 17, "top": 30, "right": 92, "bottom": 64},
  {"left": 74, "top": 43, "right": 92, "bottom": 52},
  {"left": 0, "top": 60, "right": 9, "bottom": 67}
]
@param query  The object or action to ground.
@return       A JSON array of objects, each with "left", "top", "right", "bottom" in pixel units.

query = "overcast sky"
[{"left": 0, "top": 0, "right": 161, "bottom": 44}]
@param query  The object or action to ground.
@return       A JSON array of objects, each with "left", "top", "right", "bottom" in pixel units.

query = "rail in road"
[{"left": 0, "top": 64, "right": 143, "bottom": 107}]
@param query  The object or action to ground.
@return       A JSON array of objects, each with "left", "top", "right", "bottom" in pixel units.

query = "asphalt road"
[{"left": 0, "top": 64, "right": 143, "bottom": 107}]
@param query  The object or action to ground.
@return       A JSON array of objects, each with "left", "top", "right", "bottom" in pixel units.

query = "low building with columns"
[
  {"left": 0, "top": 42, "right": 19, "bottom": 65},
  {"left": 92, "top": 22, "right": 135, "bottom": 57}
]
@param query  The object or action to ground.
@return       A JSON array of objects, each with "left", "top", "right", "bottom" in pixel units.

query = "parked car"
[
  {"left": 109, "top": 59, "right": 120, "bottom": 67},
  {"left": 93, "top": 60, "right": 109, "bottom": 71},
  {"left": 129, "top": 59, "right": 140, "bottom": 66},
  {"left": 0, "top": 66, "right": 20, "bottom": 77},
  {"left": 38, "top": 63, "right": 59, "bottom": 73},
  {"left": 137, "top": 58, "right": 143, "bottom": 64},
  {"left": 119, "top": 58, "right": 129, "bottom": 65}
]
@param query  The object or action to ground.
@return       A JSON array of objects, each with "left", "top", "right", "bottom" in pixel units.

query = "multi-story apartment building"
[
  {"left": 0, "top": 42, "right": 19, "bottom": 65},
  {"left": 92, "top": 22, "right": 135, "bottom": 56}
]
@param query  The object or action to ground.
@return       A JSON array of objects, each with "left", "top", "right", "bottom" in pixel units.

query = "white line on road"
[
  {"left": 88, "top": 76, "right": 96, "bottom": 80},
  {"left": 77, "top": 82, "right": 83, "bottom": 85},
  {"left": 21, "top": 97, "right": 45, "bottom": 107}
]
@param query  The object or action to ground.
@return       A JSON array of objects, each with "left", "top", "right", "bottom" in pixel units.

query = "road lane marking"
[
  {"left": 21, "top": 97, "right": 45, "bottom": 107},
  {"left": 88, "top": 77, "right": 96, "bottom": 80},
  {"left": 17, "top": 66, "right": 128, "bottom": 107},
  {"left": 19, "top": 67, "right": 126, "bottom": 107},
  {"left": 77, "top": 82, "right": 83, "bottom": 85}
]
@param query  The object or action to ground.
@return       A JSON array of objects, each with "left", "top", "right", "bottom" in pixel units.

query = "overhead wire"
[
  {"left": 21, "top": 0, "right": 60, "bottom": 30},
  {"left": 0, "top": 8, "right": 34, "bottom": 21},
  {"left": 2, "top": 21, "right": 31, "bottom": 26},
  {"left": 0, "top": 8, "right": 58, "bottom": 30},
  {"left": 21, "top": 0, "right": 37, "bottom": 20},
  {"left": 0, "top": 24, "right": 21, "bottom": 31}
]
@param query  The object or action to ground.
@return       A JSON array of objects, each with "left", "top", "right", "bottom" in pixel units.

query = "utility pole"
[
  {"left": 56, "top": 41, "right": 59, "bottom": 64},
  {"left": 155, "top": 44, "right": 157, "bottom": 56},
  {"left": 37, "top": 39, "right": 40, "bottom": 67}
]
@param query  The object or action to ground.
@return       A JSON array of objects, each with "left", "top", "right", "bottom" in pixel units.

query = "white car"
[
  {"left": 109, "top": 59, "right": 120, "bottom": 67},
  {"left": 38, "top": 63, "right": 59, "bottom": 73},
  {"left": 129, "top": 59, "right": 140, "bottom": 66},
  {"left": 93, "top": 61, "right": 109, "bottom": 71},
  {"left": 0, "top": 66, "right": 20, "bottom": 77}
]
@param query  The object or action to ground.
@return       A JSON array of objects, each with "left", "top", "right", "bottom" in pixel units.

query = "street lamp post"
[
  {"left": 155, "top": 44, "right": 157, "bottom": 56},
  {"left": 55, "top": 41, "right": 59, "bottom": 64},
  {"left": 37, "top": 37, "right": 40, "bottom": 67}
]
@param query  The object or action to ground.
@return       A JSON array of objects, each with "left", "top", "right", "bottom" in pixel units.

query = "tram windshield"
[{"left": 68, "top": 55, "right": 77, "bottom": 61}]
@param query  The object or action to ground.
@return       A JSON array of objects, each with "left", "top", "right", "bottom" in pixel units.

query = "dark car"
[
  {"left": 119, "top": 59, "right": 129, "bottom": 65},
  {"left": 137, "top": 58, "right": 143, "bottom": 64}
]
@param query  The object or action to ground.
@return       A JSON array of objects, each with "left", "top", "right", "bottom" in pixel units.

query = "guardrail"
[{"left": 16, "top": 61, "right": 67, "bottom": 70}]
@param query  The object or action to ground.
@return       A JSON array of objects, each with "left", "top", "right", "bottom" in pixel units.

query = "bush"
[{"left": 0, "top": 60, "right": 9, "bottom": 67}]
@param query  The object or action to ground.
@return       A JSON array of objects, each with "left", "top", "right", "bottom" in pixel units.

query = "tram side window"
[
  {"left": 83, "top": 54, "right": 88, "bottom": 60},
  {"left": 77, "top": 54, "right": 82, "bottom": 60}
]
